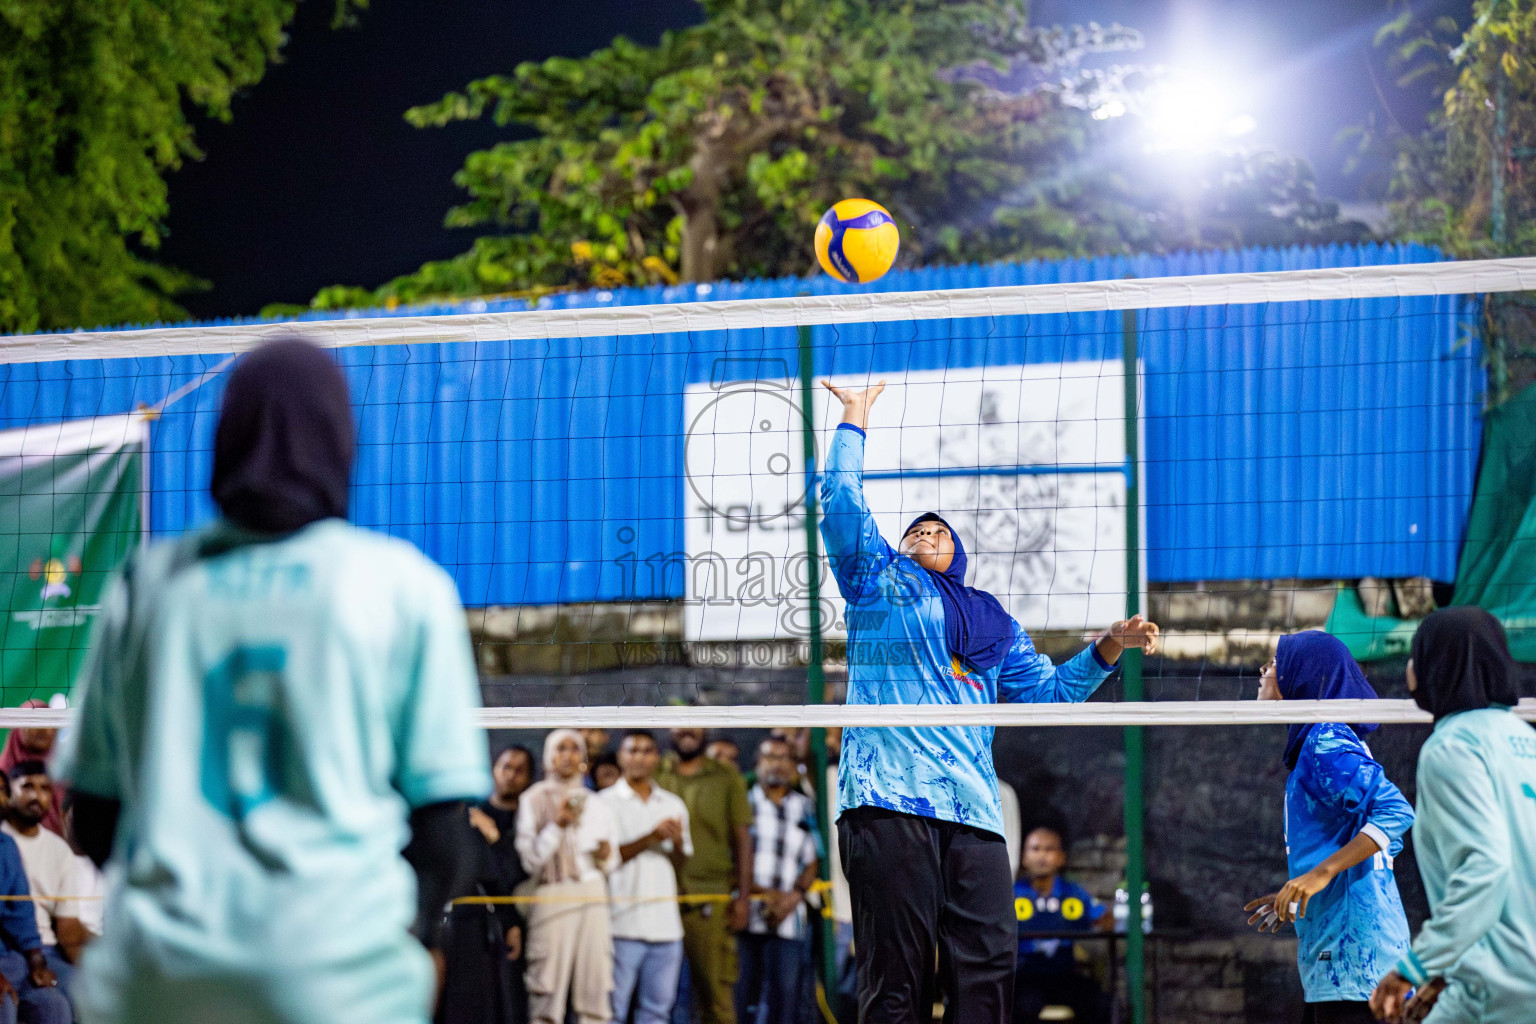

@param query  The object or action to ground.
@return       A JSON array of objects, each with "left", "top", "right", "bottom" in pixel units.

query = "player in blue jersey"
[
  {"left": 819, "top": 381, "right": 1158, "bottom": 1024},
  {"left": 1370, "top": 608, "right": 1536, "bottom": 1024},
  {"left": 54, "top": 339, "right": 492, "bottom": 1024},
  {"left": 1243, "top": 631, "right": 1413, "bottom": 1024}
]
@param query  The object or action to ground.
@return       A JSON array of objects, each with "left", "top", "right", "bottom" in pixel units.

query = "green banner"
[
  {"left": 1328, "top": 382, "right": 1536, "bottom": 662},
  {"left": 0, "top": 416, "right": 146, "bottom": 705}
]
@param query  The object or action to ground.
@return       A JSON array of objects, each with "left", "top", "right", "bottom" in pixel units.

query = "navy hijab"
[
  {"left": 904, "top": 513, "right": 1014, "bottom": 671},
  {"left": 1275, "top": 630, "right": 1380, "bottom": 770}
]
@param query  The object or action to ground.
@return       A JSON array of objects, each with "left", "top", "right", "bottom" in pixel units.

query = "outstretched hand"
[
  {"left": 1096, "top": 614, "right": 1160, "bottom": 664},
  {"left": 821, "top": 379, "right": 886, "bottom": 431}
]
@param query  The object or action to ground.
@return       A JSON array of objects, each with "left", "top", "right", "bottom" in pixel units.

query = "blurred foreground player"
[
  {"left": 55, "top": 338, "right": 492, "bottom": 1024},
  {"left": 1369, "top": 609, "right": 1536, "bottom": 1024}
]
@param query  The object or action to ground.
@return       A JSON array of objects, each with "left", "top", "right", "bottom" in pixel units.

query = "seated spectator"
[
  {"left": 440, "top": 744, "right": 537, "bottom": 1024},
  {"left": 2, "top": 764, "right": 85, "bottom": 1003},
  {"left": 704, "top": 736, "right": 740, "bottom": 771},
  {"left": 737, "top": 738, "right": 818, "bottom": 1024},
  {"left": 1012, "top": 826, "right": 1109, "bottom": 1024},
  {"left": 601, "top": 731, "right": 692, "bottom": 1024},
  {"left": 0, "top": 774, "right": 69, "bottom": 1024},
  {"left": 0, "top": 705, "right": 63, "bottom": 838},
  {"left": 589, "top": 752, "right": 621, "bottom": 792}
]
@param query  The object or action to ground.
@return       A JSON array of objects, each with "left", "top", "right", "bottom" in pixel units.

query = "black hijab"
[
  {"left": 1409, "top": 607, "right": 1520, "bottom": 721},
  {"left": 211, "top": 338, "right": 355, "bottom": 533}
]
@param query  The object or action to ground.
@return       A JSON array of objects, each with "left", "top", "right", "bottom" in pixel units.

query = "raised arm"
[{"left": 818, "top": 380, "right": 898, "bottom": 602}]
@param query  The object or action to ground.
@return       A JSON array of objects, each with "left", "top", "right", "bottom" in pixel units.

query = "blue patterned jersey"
[
  {"left": 820, "top": 425, "right": 1113, "bottom": 837},
  {"left": 1285, "top": 723, "right": 1413, "bottom": 1002}
]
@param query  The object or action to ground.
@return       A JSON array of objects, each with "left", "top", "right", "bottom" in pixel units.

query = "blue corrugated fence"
[{"left": 0, "top": 242, "right": 1481, "bottom": 605}]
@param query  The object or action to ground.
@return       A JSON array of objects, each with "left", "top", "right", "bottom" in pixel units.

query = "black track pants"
[{"left": 838, "top": 806, "right": 1016, "bottom": 1024}]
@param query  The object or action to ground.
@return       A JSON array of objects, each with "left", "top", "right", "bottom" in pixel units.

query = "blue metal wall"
[{"left": 0, "top": 242, "right": 1481, "bottom": 605}]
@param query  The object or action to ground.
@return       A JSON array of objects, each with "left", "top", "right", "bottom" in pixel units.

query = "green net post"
[
  {"left": 797, "top": 322, "right": 838, "bottom": 999},
  {"left": 1121, "top": 307, "right": 1147, "bottom": 1024}
]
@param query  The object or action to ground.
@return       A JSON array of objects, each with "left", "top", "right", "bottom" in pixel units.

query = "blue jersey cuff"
[
  {"left": 837, "top": 423, "right": 866, "bottom": 438},
  {"left": 1397, "top": 949, "right": 1429, "bottom": 987},
  {"left": 1090, "top": 642, "right": 1115, "bottom": 672}
]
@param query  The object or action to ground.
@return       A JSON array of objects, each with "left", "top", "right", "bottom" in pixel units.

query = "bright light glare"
[
  {"left": 1092, "top": 100, "right": 1127, "bottom": 121},
  {"left": 1141, "top": 76, "right": 1256, "bottom": 152}
]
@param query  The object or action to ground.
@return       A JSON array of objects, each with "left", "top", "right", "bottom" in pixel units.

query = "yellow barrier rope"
[
  {"left": 453, "top": 880, "right": 834, "bottom": 907},
  {"left": 0, "top": 880, "right": 838, "bottom": 908}
]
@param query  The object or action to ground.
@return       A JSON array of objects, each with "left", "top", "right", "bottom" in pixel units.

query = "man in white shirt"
[
  {"left": 3, "top": 764, "right": 85, "bottom": 1003},
  {"left": 600, "top": 731, "right": 692, "bottom": 1024}
]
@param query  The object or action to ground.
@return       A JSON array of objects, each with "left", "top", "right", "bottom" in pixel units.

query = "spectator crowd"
[
  {"left": 437, "top": 726, "right": 1110, "bottom": 1024},
  {"left": 0, "top": 713, "right": 1107, "bottom": 1024},
  {"left": 438, "top": 727, "right": 830, "bottom": 1024},
  {"left": 0, "top": 706, "right": 107, "bottom": 1024}
]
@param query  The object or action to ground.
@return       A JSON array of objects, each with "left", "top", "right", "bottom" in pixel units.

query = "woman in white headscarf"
[{"left": 516, "top": 729, "right": 620, "bottom": 1024}]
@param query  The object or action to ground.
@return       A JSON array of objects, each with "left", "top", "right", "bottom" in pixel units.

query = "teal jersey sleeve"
[
  {"left": 1399, "top": 729, "right": 1511, "bottom": 984},
  {"left": 391, "top": 565, "right": 492, "bottom": 809}
]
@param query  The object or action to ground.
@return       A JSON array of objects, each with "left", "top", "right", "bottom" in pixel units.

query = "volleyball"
[{"left": 814, "top": 198, "right": 900, "bottom": 283}]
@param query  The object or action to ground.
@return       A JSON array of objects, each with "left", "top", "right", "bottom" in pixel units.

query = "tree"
[
  {"left": 1353, "top": 1, "right": 1536, "bottom": 401},
  {"left": 1361, "top": 0, "right": 1536, "bottom": 255},
  {"left": 0, "top": 0, "right": 361, "bottom": 335},
  {"left": 318, "top": 0, "right": 1363, "bottom": 309}
]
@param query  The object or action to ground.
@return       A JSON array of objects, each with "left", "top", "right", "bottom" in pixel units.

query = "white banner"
[{"left": 683, "top": 362, "right": 1139, "bottom": 642}]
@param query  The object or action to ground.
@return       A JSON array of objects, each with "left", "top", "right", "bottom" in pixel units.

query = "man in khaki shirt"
[{"left": 655, "top": 728, "right": 753, "bottom": 1024}]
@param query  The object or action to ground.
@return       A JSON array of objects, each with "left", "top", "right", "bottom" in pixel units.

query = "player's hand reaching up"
[
  {"left": 821, "top": 379, "right": 886, "bottom": 431},
  {"left": 1096, "top": 614, "right": 1160, "bottom": 664}
]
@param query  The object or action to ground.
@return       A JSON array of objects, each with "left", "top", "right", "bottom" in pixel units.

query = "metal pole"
[
  {"left": 797, "top": 321, "right": 838, "bottom": 998},
  {"left": 1494, "top": 66, "right": 1509, "bottom": 247},
  {"left": 1121, "top": 308, "right": 1146, "bottom": 1024}
]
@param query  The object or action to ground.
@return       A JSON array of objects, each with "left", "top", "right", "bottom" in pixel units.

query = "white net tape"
[
  {"left": 8, "top": 256, "right": 1536, "bottom": 362},
  {"left": 7, "top": 700, "right": 1534, "bottom": 730}
]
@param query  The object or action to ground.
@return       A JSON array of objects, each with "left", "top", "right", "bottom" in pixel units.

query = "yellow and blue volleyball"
[{"left": 814, "top": 199, "right": 900, "bottom": 283}]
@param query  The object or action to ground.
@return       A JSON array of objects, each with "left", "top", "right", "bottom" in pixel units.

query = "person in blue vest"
[
  {"left": 1011, "top": 825, "right": 1109, "bottom": 1024},
  {"left": 819, "top": 380, "right": 1159, "bottom": 1024},
  {"left": 1242, "top": 631, "right": 1413, "bottom": 1024},
  {"left": 1370, "top": 608, "right": 1536, "bottom": 1024}
]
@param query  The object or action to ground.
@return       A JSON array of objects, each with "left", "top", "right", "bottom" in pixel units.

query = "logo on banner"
[{"left": 29, "top": 554, "right": 82, "bottom": 601}]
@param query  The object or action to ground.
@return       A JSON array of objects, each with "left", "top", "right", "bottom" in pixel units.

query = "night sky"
[{"left": 156, "top": 0, "right": 1469, "bottom": 320}]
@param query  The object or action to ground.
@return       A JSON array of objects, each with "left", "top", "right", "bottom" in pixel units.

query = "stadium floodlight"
[{"left": 1141, "top": 73, "right": 1256, "bottom": 152}]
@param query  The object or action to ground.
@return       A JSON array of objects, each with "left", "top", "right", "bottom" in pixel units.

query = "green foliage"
[
  {"left": 326, "top": 0, "right": 1363, "bottom": 308},
  {"left": 1357, "top": 0, "right": 1536, "bottom": 256},
  {"left": 1349, "top": 1, "right": 1536, "bottom": 403},
  {"left": 0, "top": 0, "right": 362, "bottom": 334}
]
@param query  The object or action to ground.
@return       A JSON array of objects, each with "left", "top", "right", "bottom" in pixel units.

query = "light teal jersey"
[
  {"left": 54, "top": 519, "right": 491, "bottom": 1024},
  {"left": 1397, "top": 708, "right": 1536, "bottom": 1024}
]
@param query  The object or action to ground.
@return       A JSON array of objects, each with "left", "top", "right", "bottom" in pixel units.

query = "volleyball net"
[{"left": 2, "top": 255, "right": 1535, "bottom": 729}]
